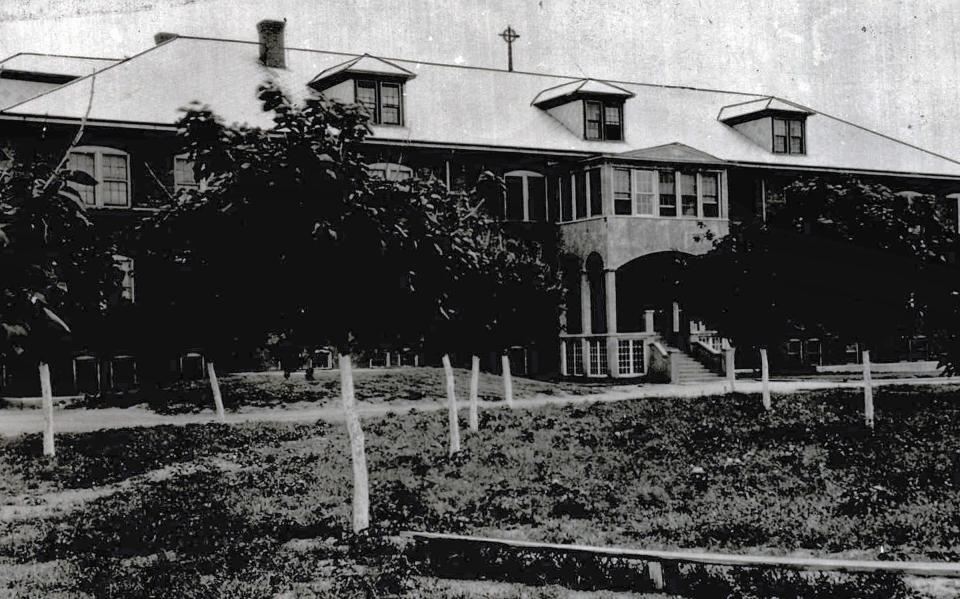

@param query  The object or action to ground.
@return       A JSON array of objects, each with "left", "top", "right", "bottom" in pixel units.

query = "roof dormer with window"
[
  {"left": 718, "top": 97, "right": 813, "bottom": 156},
  {"left": 532, "top": 79, "right": 633, "bottom": 142},
  {"left": 308, "top": 54, "right": 415, "bottom": 127}
]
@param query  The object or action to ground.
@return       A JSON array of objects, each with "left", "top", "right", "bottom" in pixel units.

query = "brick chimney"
[
  {"left": 154, "top": 32, "right": 178, "bottom": 45},
  {"left": 257, "top": 19, "right": 286, "bottom": 69}
]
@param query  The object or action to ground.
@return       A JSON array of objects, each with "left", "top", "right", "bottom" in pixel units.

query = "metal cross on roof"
[{"left": 499, "top": 25, "right": 520, "bottom": 71}]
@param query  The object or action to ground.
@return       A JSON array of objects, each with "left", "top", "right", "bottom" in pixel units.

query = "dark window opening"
[
  {"left": 560, "top": 175, "right": 572, "bottom": 221},
  {"left": 575, "top": 172, "right": 587, "bottom": 218},
  {"left": 529, "top": 176, "right": 547, "bottom": 221},
  {"left": 589, "top": 170, "right": 603, "bottom": 216},
  {"left": 584, "top": 100, "right": 623, "bottom": 141},
  {"left": 505, "top": 176, "right": 525, "bottom": 220},
  {"left": 354, "top": 79, "right": 404, "bottom": 126},
  {"left": 773, "top": 117, "right": 804, "bottom": 154}
]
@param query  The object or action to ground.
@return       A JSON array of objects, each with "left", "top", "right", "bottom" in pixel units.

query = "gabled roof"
[
  {"left": 532, "top": 78, "right": 634, "bottom": 108},
  {"left": 309, "top": 53, "right": 415, "bottom": 90},
  {"left": 718, "top": 96, "right": 813, "bottom": 124},
  {"left": 614, "top": 142, "right": 725, "bottom": 165},
  {"left": 1, "top": 35, "right": 959, "bottom": 179}
]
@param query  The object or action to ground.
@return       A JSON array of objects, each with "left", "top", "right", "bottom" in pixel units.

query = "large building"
[{"left": 2, "top": 20, "right": 959, "bottom": 392}]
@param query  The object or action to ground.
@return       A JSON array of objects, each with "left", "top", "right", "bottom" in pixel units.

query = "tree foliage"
[
  {"left": 0, "top": 150, "right": 119, "bottom": 362},
  {"left": 137, "top": 82, "right": 560, "bottom": 362},
  {"left": 684, "top": 177, "right": 960, "bottom": 363}
]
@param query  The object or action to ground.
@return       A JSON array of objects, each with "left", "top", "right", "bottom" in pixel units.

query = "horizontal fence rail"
[{"left": 401, "top": 530, "right": 960, "bottom": 583}]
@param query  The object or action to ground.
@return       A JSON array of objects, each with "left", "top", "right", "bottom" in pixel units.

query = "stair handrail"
[
  {"left": 688, "top": 339, "right": 724, "bottom": 374},
  {"left": 650, "top": 340, "right": 670, "bottom": 357}
]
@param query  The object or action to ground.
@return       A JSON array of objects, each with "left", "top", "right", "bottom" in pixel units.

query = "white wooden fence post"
[
  {"left": 207, "top": 361, "right": 226, "bottom": 422},
  {"left": 759, "top": 347, "right": 771, "bottom": 411},
  {"left": 468, "top": 355, "right": 480, "bottom": 432},
  {"left": 442, "top": 354, "right": 461, "bottom": 455},
  {"left": 339, "top": 354, "right": 369, "bottom": 532},
  {"left": 39, "top": 362, "right": 55, "bottom": 457},
  {"left": 863, "top": 348, "right": 874, "bottom": 429},
  {"left": 501, "top": 353, "right": 514, "bottom": 407}
]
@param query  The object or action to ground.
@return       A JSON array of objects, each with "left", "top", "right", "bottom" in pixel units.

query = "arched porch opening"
[{"left": 615, "top": 251, "right": 690, "bottom": 339}]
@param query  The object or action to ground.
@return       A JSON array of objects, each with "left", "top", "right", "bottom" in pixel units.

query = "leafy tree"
[
  {"left": 685, "top": 176, "right": 959, "bottom": 425},
  {"left": 0, "top": 147, "right": 120, "bottom": 455},
  {"left": 138, "top": 81, "right": 553, "bottom": 527}
]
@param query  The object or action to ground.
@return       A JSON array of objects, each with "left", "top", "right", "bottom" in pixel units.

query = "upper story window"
[
  {"left": 173, "top": 156, "right": 199, "bottom": 192},
  {"left": 504, "top": 170, "right": 547, "bottom": 222},
  {"left": 584, "top": 100, "right": 623, "bottom": 141},
  {"left": 355, "top": 80, "right": 403, "bottom": 126},
  {"left": 773, "top": 118, "right": 805, "bottom": 154},
  {"left": 68, "top": 146, "right": 130, "bottom": 208}
]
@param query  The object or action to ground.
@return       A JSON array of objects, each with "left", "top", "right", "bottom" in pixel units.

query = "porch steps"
[{"left": 669, "top": 348, "right": 725, "bottom": 383}]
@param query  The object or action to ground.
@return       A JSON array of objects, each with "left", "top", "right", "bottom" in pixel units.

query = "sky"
[{"left": 1, "top": 0, "right": 958, "bottom": 158}]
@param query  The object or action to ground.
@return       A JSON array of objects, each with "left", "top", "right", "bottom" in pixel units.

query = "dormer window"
[
  {"left": 718, "top": 97, "right": 812, "bottom": 156},
  {"left": 584, "top": 100, "right": 623, "bottom": 141},
  {"left": 355, "top": 80, "right": 403, "bottom": 126},
  {"left": 773, "top": 117, "right": 805, "bottom": 154}
]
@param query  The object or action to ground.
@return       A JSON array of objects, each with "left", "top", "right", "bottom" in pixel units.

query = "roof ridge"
[
  {"left": 2, "top": 51, "right": 121, "bottom": 62},
  {"left": 169, "top": 34, "right": 768, "bottom": 99}
]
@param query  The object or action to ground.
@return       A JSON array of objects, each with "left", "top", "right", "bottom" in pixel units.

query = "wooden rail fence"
[{"left": 401, "top": 530, "right": 960, "bottom": 592}]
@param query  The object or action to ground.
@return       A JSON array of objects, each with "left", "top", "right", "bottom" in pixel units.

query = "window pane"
[
  {"left": 773, "top": 119, "right": 787, "bottom": 135},
  {"left": 680, "top": 173, "right": 697, "bottom": 216},
  {"left": 528, "top": 176, "right": 546, "bottom": 221},
  {"left": 560, "top": 175, "right": 572, "bottom": 221},
  {"left": 604, "top": 103, "right": 622, "bottom": 141},
  {"left": 102, "top": 181, "right": 129, "bottom": 206},
  {"left": 174, "top": 157, "right": 198, "bottom": 190},
  {"left": 380, "top": 83, "right": 401, "bottom": 125},
  {"left": 356, "top": 80, "right": 377, "bottom": 119},
  {"left": 102, "top": 154, "right": 128, "bottom": 180},
  {"left": 702, "top": 173, "right": 720, "bottom": 218},
  {"left": 585, "top": 101, "right": 602, "bottom": 140},
  {"left": 789, "top": 120, "right": 802, "bottom": 136},
  {"left": 774, "top": 135, "right": 787, "bottom": 153},
  {"left": 658, "top": 171, "right": 676, "bottom": 216},
  {"left": 575, "top": 172, "right": 587, "bottom": 218},
  {"left": 614, "top": 168, "right": 631, "bottom": 215},
  {"left": 69, "top": 152, "right": 96, "bottom": 205},
  {"left": 589, "top": 169, "right": 602, "bottom": 216},
  {"left": 505, "top": 176, "right": 525, "bottom": 220}
]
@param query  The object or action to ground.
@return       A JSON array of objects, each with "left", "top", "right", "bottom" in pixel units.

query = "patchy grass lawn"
[
  {"left": 2, "top": 386, "right": 960, "bottom": 596},
  {"left": 74, "top": 366, "right": 603, "bottom": 414}
]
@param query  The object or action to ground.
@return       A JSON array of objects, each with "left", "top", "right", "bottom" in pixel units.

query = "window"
[
  {"left": 773, "top": 118, "right": 805, "bottom": 154},
  {"left": 114, "top": 255, "right": 135, "bottom": 302},
  {"left": 658, "top": 171, "right": 677, "bottom": 216},
  {"left": 584, "top": 100, "right": 623, "bottom": 141},
  {"left": 618, "top": 339, "right": 644, "bottom": 376},
  {"left": 613, "top": 168, "right": 632, "bottom": 215},
  {"left": 635, "top": 170, "right": 656, "bottom": 215},
  {"left": 564, "top": 340, "right": 584, "bottom": 376},
  {"left": 68, "top": 147, "right": 130, "bottom": 207},
  {"left": 173, "top": 156, "right": 199, "bottom": 192},
  {"left": 702, "top": 173, "right": 720, "bottom": 218},
  {"left": 680, "top": 173, "right": 697, "bottom": 216},
  {"left": 560, "top": 175, "right": 572, "bottom": 222},
  {"left": 368, "top": 162, "right": 413, "bottom": 181},
  {"left": 354, "top": 79, "right": 404, "bottom": 126},
  {"left": 589, "top": 169, "right": 602, "bottom": 216},
  {"left": 574, "top": 172, "right": 587, "bottom": 219},
  {"left": 504, "top": 171, "right": 547, "bottom": 221}
]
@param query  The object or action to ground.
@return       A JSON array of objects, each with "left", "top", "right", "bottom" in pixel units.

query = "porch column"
[
  {"left": 672, "top": 301, "right": 681, "bottom": 333},
  {"left": 580, "top": 270, "right": 592, "bottom": 375},
  {"left": 644, "top": 309, "right": 655, "bottom": 334},
  {"left": 605, "top": 269, "right": 618, "bottom": 378}
]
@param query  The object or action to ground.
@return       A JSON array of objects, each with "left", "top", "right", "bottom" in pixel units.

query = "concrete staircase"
[{"left": 669, "top": 347, "right": 725, "bottom": 383}]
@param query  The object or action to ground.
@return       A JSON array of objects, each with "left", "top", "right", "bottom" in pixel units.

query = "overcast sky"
[{"left": 1, "top": 0, "right": 958, "bottom": 158}]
